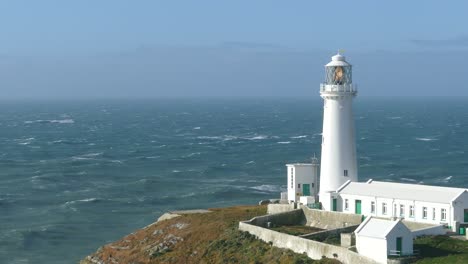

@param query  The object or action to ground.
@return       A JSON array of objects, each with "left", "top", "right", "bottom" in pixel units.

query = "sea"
[{"left": 0, "top": 97, "right": 467, "bottom": 263}]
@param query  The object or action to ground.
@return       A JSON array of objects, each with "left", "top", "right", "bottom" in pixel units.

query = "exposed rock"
[
  {"left": 152, "top": 229, "right": 163, "bottom": 236},
  {"left": 171, "top": 222, "right": 189, "bottom": 230},
  {"left": 147, "top": 234, "right": 184, "bottom": 257},
  {"left": 156, "top": 212, "right": 181, "bottom": 223}
]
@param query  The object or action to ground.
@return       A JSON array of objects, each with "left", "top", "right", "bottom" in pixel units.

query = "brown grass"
[{"left": 80, "top": 205, "right": 340, "bottom": 264}]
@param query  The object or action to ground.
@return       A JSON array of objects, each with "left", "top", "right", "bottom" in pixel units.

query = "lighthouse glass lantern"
[{"left": 325, "top": 54, "right": 352, "bottom": 85}]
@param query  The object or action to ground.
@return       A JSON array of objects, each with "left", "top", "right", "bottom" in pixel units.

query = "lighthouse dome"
[
  {"left": 332, "top": 54, "right": 345, "bottom": 61},
  {"left": 325, "top": 53, "right": 351, "bottom": 67}
]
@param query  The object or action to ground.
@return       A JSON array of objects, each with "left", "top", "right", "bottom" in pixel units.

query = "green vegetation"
[
  {"left": 414, "top": 235, "right": 468, "bottom": 264},
  {"left": 307, "top": 233, "right": 341, "bottom": 246},
  {"left": 271, "top": 225, "right": 323, "bottom": 236}
]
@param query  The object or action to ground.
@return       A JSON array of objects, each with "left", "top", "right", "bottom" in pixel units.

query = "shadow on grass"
[{"left": 414, "top": 244, "right": 458, "bottom": 258}]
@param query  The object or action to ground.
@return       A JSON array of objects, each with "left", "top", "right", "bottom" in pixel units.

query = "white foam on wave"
[
  {"left": 184, "top": 152, "right": 201, "bottom": 158},
  {"left": 401, "top": 178, "right": 417, "bottom": 182},
  {"left": 83, "top": 152, "right": 103, "bottom": 157},
  {"left": 64, "top": 198, "right": 100, "bottom": 206},
  {"left": 77, "top": 198, "right": 99, "bottom": 202},
  {"left": 443, "top": 176, "right": 453, "bottom": 182},
  {"left": 277, "top": 141, "right": 291, "bottom": 144},
  {"left": 197, "top": 136, "right": 222, "bottom": 140},
  {"left": 245, "top": 161, "right": 255, "bottom": 164},
  {"left": 415, "top": 137, "right": 438, "bottom": 141},
  {"left": 24, "top": 119, "right": 75, "bottom": 124},
  {"left": 71, "top": 152, "right": 103, "bottom": 161},
  {"left": 250, "top": 185, "right": 281, "bottom": 192},
  {"left": 193, "top": 127, "right": 201, "bottom": 130},
  {"left": 15, "top": 137, "right": 35, "bottom": 145},
  {"left": 245, "top": 135, "right": 268, "bottom": 140},
  {"left": 197, "top": 135, "right": 238, "bottom": 141},
  {"left": 290, "top": 135, "right": 308, "bottom": 139},
  {"left": 387, "top": 116, "right": 402, "bottom": 120}
]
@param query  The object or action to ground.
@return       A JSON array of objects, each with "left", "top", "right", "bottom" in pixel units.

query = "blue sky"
[{"left": 0, "top": 1, "right": 467, "bottom": 98}]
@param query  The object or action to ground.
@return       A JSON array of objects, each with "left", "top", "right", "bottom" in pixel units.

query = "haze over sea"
[{"left": 1, "top": 97, "right": 468, "bottom": 263}]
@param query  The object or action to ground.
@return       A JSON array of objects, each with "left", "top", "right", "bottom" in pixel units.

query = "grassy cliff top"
[{"left": 80, "top": 205, "right": 339, "bottom": 264}]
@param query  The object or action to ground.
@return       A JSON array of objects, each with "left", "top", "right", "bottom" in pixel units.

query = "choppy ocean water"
[{"left": 0, "top": 98, "right": 467, "bottom": 263}]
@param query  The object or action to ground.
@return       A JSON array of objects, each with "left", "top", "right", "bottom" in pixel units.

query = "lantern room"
[{"left": 325, "top": 53, "right": 352, "bottom": 85}]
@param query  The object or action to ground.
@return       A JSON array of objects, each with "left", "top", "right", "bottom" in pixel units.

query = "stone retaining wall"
[
  {"left": 239, "top": 220, "right": 378, "bottom": 264},
  {"left": 249, "top": 209, "right": 305, "bottom": 227},
  {"left": 267, "top": 203, "right": 295, "bottom": 214},
  {"left": 300, "top": 225, "right": 359, "bottom": 241},
  {"left": 412, "top": 224, "right": 446, "bottom": 238},
  {"left": 301, "top": 206, "right": 362, "bottom": 229}
]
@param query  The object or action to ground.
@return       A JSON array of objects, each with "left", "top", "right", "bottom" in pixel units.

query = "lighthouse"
[{"left": 319, "top": 52, "right": 358, "bottom": 211}]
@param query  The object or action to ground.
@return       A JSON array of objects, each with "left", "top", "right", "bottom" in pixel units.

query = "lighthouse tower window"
[{"left": 344, "top": 170, "right": 348, "bottom": 177}]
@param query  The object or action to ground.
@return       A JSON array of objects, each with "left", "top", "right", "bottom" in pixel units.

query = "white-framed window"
[
  {"left": 432, "top": 208, "right": 436, "bottom": 220},
  {"left": 400, "top": 204, "right": 405, "bottom": 217},
  {"left": 345, "top": 199, "right": 349, "bottom": 210},
  {"left": 382, "top": 203, "right": 387, "bottom": 215},
  {"left": 371, "top": 201, "right": 375, "bottom": 213},
  {"left": 393, "top": 204, "right": 397, "bottom": 216},
  {"left": 423, "top": 207, "right": 427, "bottom": 219},
  {"left": 409, "top": 205, "right": 414, "bottom": 218},
  {"left": 344, "top": 170, "right": 348, "bottom": 177},
  {"left": 298, "top": 183, "right": 301, "bottom": 188},
  {"left": 441, "top": 208, "right": 447, "bottom": 221}
]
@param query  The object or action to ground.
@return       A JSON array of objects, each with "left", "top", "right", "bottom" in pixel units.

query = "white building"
[
  {"left": 319, "top": 53, "right": 358, "bottom": 211},
  {"left": 355, "top": 217, "right": 413, "bottom": 264},
  {"left": 286, "top": 158, "right": 319, "bottom": 203},
  {"left": 333, "top": 180, "right": 468, "bottom": 231},
  {"left": 282, "top": 52, "right": 468, "bottom": 233}
]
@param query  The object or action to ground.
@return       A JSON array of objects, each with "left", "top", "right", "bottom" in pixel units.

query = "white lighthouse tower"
[{"left": 319, "top": 52, "right": 358, "bottom": 211}]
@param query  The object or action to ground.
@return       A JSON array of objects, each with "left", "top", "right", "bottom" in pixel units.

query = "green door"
[
  {"left": 396, "top": 237, "right": 402, "bottom": 256},
  {"left": 332, "top": 198, "right": 337, "bottom": 211},
  {"left": 460, "top": 227, "right": 466, "bottom": 235},
  {"left": 355, "top": 200, "right": 362, "bottom": 214},
  {"left": 464, "top": 209, "right": 468, "bottom": 222},
  {"left": 303, "top": 184, "right": 310, "bottom": 196}
]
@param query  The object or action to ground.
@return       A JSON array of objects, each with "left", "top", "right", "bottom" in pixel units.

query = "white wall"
[
  {"left": 453, "top": 191, "right": 468, "bottom": 224},
  {"left": 338, "top": 193, "right": 453, "bottom": 227},
  {"left": 287, "top": 164, "right": 318, "bottom": 202},
  {"left": 385, "top": 221, "right": 413, "bottom": 256},
  {"left": 319, "top": 95, "right": 358, "bottom": 195},
  {"left": 356, "top": 236, "right": 387, "bottom": 264}
]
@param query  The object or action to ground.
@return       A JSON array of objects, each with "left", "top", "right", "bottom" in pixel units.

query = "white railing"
[
  {"left": 388, "top": 249, "right": 420, "bottom": 257},
  {"left": 320, "top": 84, "right": 357, "bottom": 93}
]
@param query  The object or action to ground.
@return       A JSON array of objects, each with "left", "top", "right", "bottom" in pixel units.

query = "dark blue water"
[{"left": 1, "top": 98, "right": 467, "bottom": 263}]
